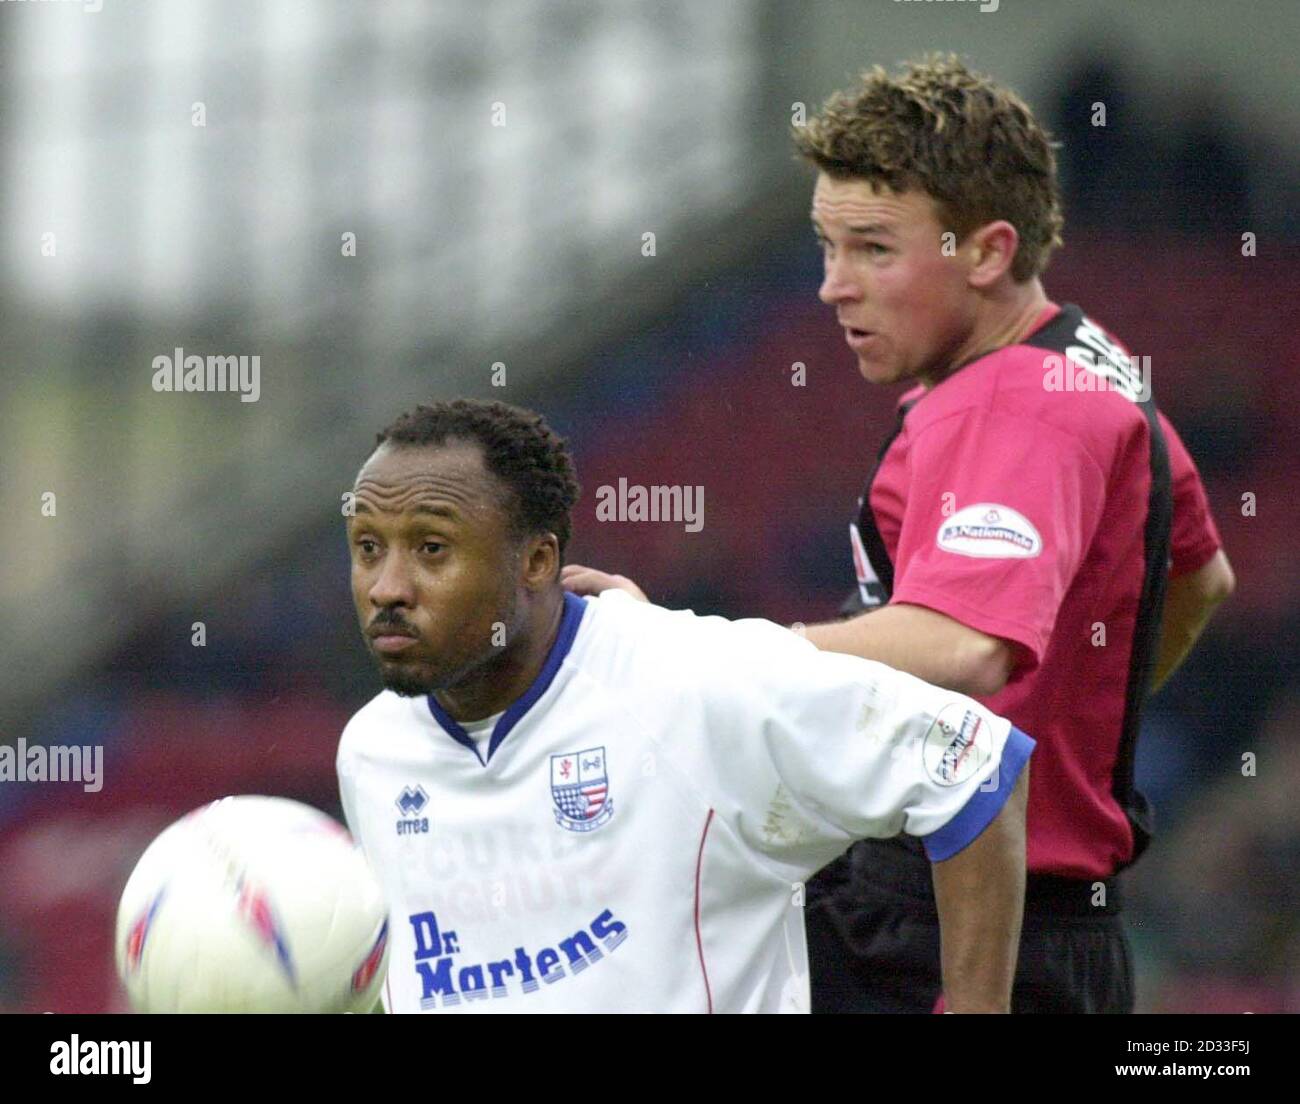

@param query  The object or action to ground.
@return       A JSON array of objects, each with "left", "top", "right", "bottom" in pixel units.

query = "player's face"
[
  {"left": 347, "top": 441, "right": 525, "bottom": 697},
  {"left": 812, "top": 173, "right": 977, "bottom": 386}
]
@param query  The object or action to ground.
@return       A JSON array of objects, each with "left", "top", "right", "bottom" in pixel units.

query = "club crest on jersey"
[
  {"left": 550, "top": 747, "right": 613, "bottom": 833},
  {"left": 936, "top": 503, "right": 1042, "bottom": 559}
]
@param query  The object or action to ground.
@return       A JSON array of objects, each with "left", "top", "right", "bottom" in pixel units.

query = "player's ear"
[
  {"left": 966, "top": 220, "right": 1019, "bottom": 288},
  {"left": 521, "top": 532, "right": 561, "bottom": 590}
]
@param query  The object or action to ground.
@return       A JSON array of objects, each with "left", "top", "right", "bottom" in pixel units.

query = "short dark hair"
[
  {"left": 793, "top": 54, "right": 1064, "bottom": 281},
  {"left": 373, "top": 398, "right": 581, "bottom": 555}
]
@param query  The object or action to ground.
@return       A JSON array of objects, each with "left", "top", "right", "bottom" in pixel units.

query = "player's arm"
[
  {"left": 561, "top": 569, "right": 1018, "bottom": 698},
  {"left": 680, "top": 609, "right": 1033, "bottom": 1013},
  {"left": 804, "top": 412, "right": 1106, "bottom": 698},
  {"left": 1150, "top": 548, "right": 1234, "bottom": 693},
  {"left": 730, "top": 614, "right": 1031, "bottom": 1012},
  {"left": 802, "top": 604, "right": 1015, "bottom": 698},
  {"left": 931, "top": 764, "right": 1027, "bottom": 1013},
  {"left": 1151, "top": 413, "right": 1233, "bottom": 695}
]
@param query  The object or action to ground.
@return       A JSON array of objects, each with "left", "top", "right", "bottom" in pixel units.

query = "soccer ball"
[{"left": 115, "top": 796, "right": 389, "bottom": 1013}]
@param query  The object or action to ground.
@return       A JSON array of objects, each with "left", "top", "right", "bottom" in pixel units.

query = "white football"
[{"left": 115, "top": 796, "right": 389, "bottom": 1013}]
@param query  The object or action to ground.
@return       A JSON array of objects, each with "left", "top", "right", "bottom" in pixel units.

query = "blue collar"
[{"left": 425, "top": 591, "right": 588, "bottom": 765}]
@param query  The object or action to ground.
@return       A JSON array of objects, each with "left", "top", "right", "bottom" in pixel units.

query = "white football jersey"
[{"left": 337, "top": 591, "right": 1034, "bottom": 1014}]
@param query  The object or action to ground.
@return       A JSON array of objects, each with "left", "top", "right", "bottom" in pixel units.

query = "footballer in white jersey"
[{"left": 338, "top": 399, "right": 1033, "bottom": 1014}]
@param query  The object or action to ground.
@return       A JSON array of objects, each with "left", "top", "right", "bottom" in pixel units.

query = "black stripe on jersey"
[
  {"left": 1022, "top": 304, "right": 1172, "bottom": 869},
  {"left": 1115, "top": 390, "right": 1171, "bottom": 863},
  {"left": 838, "top": 398, "right": 918, "bottom": 618}
]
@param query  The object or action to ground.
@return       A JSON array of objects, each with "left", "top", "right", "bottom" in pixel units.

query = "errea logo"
[
  {"left": 937, "top": 504, "right": 1042, "bottom": 559},
  {"left": 396, "top": 784, "right": 429, "bottom": 836},
  {"left": 396, "top": 785, "right": 427, "bottom": 816}
]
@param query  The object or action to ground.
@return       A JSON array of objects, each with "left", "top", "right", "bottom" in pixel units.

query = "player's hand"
[{"left": 560, "top": 564, "right": 649, "bottom": 603}]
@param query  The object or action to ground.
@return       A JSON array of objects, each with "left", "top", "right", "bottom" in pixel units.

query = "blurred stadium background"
[{"left": 1, "top": 0, "right": 1296, "bottom": 1013}]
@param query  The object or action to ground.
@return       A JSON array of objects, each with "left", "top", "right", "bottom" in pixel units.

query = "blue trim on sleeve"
[
  {"left": 921, "top": 725, "right": 1035, "bottom": 862},
  {"left": 426, "top": 592, "right": 588, "bottom": 765}
]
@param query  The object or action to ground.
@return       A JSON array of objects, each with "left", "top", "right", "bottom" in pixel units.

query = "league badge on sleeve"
[
  {"left": 550, "top": 747, "right": 614, "bottom": 833},
  {"left": 922, "top": 703, "right": 993, "bottom": 787},
  {"left": 936, "top": 503, "right": 1042, "bottom": 559}
]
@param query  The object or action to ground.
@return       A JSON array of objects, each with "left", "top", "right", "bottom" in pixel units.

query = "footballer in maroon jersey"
[{"left": 565, "top": 56, "right": 1234, "bottom": 1014}]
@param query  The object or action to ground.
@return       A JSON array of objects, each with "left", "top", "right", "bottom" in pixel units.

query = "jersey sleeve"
[
  {"left": 888, "top": 406, "right": 1108, "bottom": 670},
  {"left": 689, "top": 615, "right": 1034, "bottom": 879},
  {"left": 1158, "top": 411, "right": 1223, "bottom": 576}
]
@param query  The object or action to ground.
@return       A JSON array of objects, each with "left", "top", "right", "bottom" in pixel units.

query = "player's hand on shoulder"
[{"left": 560, "top": 563, "right": 649, "bottom": 602}]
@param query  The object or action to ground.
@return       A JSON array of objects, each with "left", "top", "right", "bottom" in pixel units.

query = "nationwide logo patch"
[
  {"left": 550, "top": 747, "right": 613, "bottom": 833},
  {"left": 936, "top": 503, "right": 1042, "bottom": 559},
  {"left": 922, "top": 703, "right": 993, "bottom": 787}
]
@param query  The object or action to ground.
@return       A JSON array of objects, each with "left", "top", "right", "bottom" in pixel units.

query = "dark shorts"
[{"left": 805, "top": 838, "right": 1135, "bottom": 1015}]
